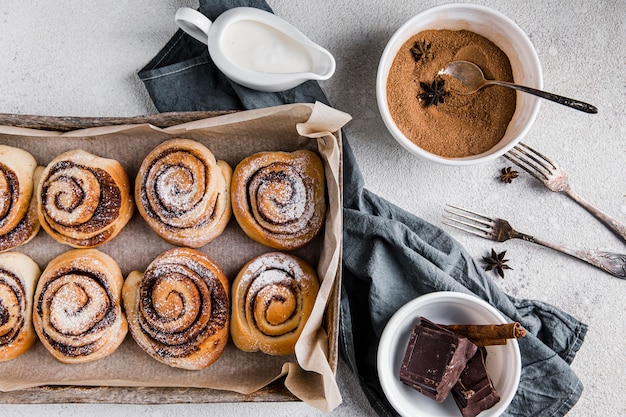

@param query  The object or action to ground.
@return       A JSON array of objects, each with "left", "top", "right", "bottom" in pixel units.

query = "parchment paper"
[{"left": 0, "top": 102, "right": 351, "bottom": 412}]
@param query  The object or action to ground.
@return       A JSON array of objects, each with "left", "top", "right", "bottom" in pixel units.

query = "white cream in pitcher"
[{"left": 221, "top": 20, "right": 313, "bottom": 74}]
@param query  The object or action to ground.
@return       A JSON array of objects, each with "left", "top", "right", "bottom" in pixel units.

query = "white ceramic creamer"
[{"left": 175, "top": 7, "right": 336, "bottom": 92}]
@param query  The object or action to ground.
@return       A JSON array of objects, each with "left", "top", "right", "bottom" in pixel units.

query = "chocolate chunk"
[
  {"left": 452, "top": 347, "right": 501, "bottom": 417},
  {"left": 399, "top": 317, "right": 478, "bottom": 402}
]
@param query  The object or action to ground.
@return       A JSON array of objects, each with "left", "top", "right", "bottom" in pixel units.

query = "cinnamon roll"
[
  {"left": 37, "top": 149, "right": 134, "bottom": 248},
  {"left": 0, "top": 145, "right": 42, "bottom": 252},
  {"left": 33, "top": 249, "right": 127, "bottom": 363},
  {"left": 123, "top": 247, "right": 230, "bottom": 370},
  {"left": 0, "top": 252, "right": 41, "bottom": 361},
  {"left": 231, "top": 150, "right": 326, "bottom": 251},
  {"left": 230, "top": 252, "right": 319, "bottom": 355},
  {"left": 135, "top": 139, "right": 232, "bottom": 248}
]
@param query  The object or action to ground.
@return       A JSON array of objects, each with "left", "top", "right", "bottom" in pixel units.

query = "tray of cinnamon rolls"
[{"left": 0, "top": 103, "right": 349, "bottom": 406}]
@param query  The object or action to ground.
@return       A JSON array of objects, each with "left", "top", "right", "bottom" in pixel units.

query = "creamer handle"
[{"left": 175, "top": 7, "right": 212, "bottom": 45}]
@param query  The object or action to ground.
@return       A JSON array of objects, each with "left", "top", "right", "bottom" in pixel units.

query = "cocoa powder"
[{"left": 386, "top": 30, "right": 517, "bottom": 158}]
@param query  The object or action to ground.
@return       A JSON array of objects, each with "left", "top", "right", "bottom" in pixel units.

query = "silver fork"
[
  {"left": 443, "top": 205, "right": 626, "bottom": 279},
  {"left": 504, "top": 142, "right": 626, "bottom": 243}
]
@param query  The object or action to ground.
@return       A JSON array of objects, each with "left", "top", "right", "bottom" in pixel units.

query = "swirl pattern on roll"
[
  {"left": 0, "top": 252, "right": 41, "bottom": 361},
  {"left": 231, "top": 150, "right": 326, "bottom": 251},
  {"left": 230, "top": 252, "right": 319, "bottom": 355},
  {"left": 123, "top": 247, "right": 230, "bottom": 370},
  {"left": 0, "top": 145, "right": 42, "bottom": 252},
  {"left": 37, "top": 149, "right": 134, "bottom": 248},
  {"left": 136, "top": 139, "right": 232, "bottom": 248},
  {"left": 33, "top": 249, "right": 127, "bottom": 363}
]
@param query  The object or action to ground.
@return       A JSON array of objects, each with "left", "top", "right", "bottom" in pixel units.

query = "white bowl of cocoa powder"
[{"left": 377, "top": 3, "right": 542, "bottom": 165}]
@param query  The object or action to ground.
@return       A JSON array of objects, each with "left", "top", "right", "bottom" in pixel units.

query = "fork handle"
[
  {"left": 520, "top": 234, "right": 626, "bottom": 279},
  {"left": 564, "top": 189, "right": 626, "bottom": 244}
]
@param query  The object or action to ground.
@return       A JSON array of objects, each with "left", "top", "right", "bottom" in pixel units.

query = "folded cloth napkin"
[{"left": 138, "top": 1, "right": 587, "bottom": 415}]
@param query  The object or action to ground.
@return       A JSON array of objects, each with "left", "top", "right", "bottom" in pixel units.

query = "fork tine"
[
  {"left": 442, "top": 218, "right": 490, "bottom": 239},
  {"left": 503, "top": 151, "right": 549, "bottom": 182},
  {"left": 517, "top": 142, "right": 558, "bottom": 169},
  {"left": 444, "top": 204, "right": 494, "bottom": 223},
  {"left": 443, "top": 205, "right": 494, "bottom": 239},
  {"left": 513, "top": 145, "right": 554, "bottom": 172},
  {"left": 504, "top": 142, "right": 557, "bottom": 181}
]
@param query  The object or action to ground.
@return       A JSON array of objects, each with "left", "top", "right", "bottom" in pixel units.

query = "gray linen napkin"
[{"left": 138, "top": 1, "right": 587, "bottom": 415}]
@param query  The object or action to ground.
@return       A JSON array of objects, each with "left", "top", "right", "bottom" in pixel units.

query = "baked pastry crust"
[
  {"left": 231, "top": 150, "right": 326, "bottom": 251},
  {"left": 123, "top": 247, "right": 230, "bottom": 370},
  {"left": 37, "top": 149, "right": 134, "bottom": 248},
  {"left": 135, "top": 138, "right": 232, "bottom": 248},
  {"left": 230, "top": 252, "right": 319, "bottom": 355},
  {"left": 0, "top": 145, "right": 42, "bottom": 252},
  {"left": 0, "top": 252, "right": 41, "bottom": 361},
  {"left": 32, "top": 249, "right": 127, "bottom": 364}
]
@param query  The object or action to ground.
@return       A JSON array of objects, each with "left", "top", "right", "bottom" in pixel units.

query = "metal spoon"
[{"left": 440, "top": 60, "right": 598, "bottom": 114}]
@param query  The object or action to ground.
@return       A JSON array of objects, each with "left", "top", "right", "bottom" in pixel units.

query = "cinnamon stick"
[{"left": 441, "top": 322, "right": 526, "bottom": 347}]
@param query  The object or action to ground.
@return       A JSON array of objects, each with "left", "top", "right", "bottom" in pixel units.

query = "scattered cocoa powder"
[{"left": 386, "top": 29, "right": 517, "bottom": 158}]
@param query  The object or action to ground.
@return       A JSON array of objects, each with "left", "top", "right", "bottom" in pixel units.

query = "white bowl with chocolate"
[
  {"left": 377, "top": 292, "right": 522, "bottom": 417},
  {"left": 376, "top": 3, "right": 542, "bottom": 165}
]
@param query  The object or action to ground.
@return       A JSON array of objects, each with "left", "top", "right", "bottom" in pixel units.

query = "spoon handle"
[{"left": 487, "top": 80, "right": 598, "bottom": 114}]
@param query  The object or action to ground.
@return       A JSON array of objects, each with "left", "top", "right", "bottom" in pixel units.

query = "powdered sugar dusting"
[
  {"left": 0, "top": 269, "right": 26, "bottom": 346},
  {"left": 155, "top": 164, "right": 201, "bottom": 212},
  {"left": 231, "top": 252, "right": 321, "bottom": 354},
  {"left": 38, "top": 155, "right": 131, "bottom": 248},
  {"left": 34, "top": 254, "right": 125, "bottom": 360},
  {"left": 128, "top": 248, "right": 229, "bottom": 368},
  {"left": 233, "top": 150, "right": 326, "bottom": 250},
  {"left": 47, "top": 276, "right": 109, "bottom": 336},
  {"left": 136, "top": 144, "right": 232, "bottom": 248}
]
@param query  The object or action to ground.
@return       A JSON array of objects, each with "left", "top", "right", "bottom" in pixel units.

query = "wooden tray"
[{"left": 0, "top": 110, "right": 342, "bottom": 404}]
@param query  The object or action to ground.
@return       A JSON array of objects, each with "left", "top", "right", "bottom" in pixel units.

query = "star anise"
[
  {"left": 418, "top": 78, "right": 449, "bottom": 107},
  {"left": 411, "top": 40, "right": 433, "bottom": 62},
  {"left": 482, "top": 249, "right": 512, "bottom": 278},
  {"left": 499, "top": 167, "right": 519, "bottom": 183}
]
